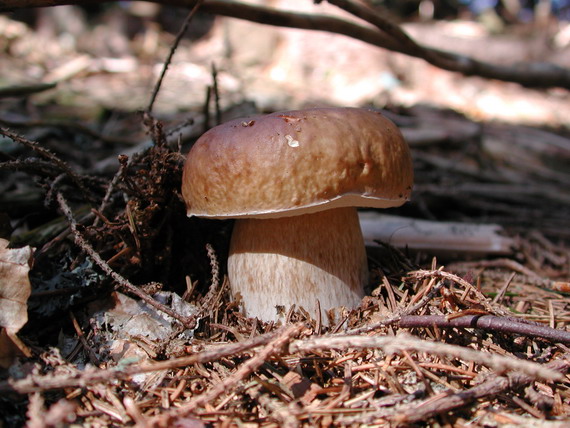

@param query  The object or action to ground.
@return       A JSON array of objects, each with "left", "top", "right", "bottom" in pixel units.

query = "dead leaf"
[
  {"left": 0, "top": 238, "right": 33, "bottom": 332},
  {"left": 0, "top": 238, "right": 34, "bottom": 367}
]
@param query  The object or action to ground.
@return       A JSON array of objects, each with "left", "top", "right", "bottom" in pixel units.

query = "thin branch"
[
  {"left": 186, "top": 0, "right": 570, "bottom": 89},
  {"left": 346, "top": 280, "right": 446, "bottom": 335},
  {"left": 0, "top": 326, "right": 294, "bottom": 394},
  {"left": 0, "top": 127, "right": 91, "bottom": 198},
  {"left": 407, "top": 268, "right": 512, "bottom": 316},
  {"left": 153, "top": 323, "right": 303, "bottom": 425},
  {"left": 0, "top": 117, "right": 138, "bottom": 146},
  {"left": 92, "top": 154, "right": 129, "bottom": 227},
  {"left": 289, "top": 333, "right": 565, "bottom": 382},
  {"left": 56, "top": 192, "right": 197, "bottom": 330},
  {"left": 392, "top": 358, "right": 570, "bottom": 424},
  {"left": 147, "top": 0, "right": 204, "bottom": 114},
  {"left": 397, "top": 314, "right": 570, "bottom": 344},
  {"left": 210, "top": 62, "right": 222, "bottom": 126},
  {"left": 198, "top": 243, "right": 221, "bottom": 305},
  {"left": 327, "top": 0, "right": 449, "bottom": 65},
  {"left": 0, "top": 158, "right": 61, "bottom": 176},
  {"left": 69, "top": 311, "right": 100, "bottom": 366},
  {"left": 205, "top": 243, "right": 220, "bottom": 291},
  {"left": 1, "top": 0, "right": 566, "bottom": 89}
]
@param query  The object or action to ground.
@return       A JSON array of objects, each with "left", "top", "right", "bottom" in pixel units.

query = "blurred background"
[{"left": 1, "top": 0, "right": 569, "bottom": 124}]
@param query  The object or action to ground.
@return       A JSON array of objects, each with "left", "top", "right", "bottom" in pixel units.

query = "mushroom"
[{"left": 181, "top": 107, "right": 413, "bottom": 323}]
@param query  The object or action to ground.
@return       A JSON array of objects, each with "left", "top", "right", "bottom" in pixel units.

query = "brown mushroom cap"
[{"left": 182, "top": 107, "right": 413, "bottom": 219}]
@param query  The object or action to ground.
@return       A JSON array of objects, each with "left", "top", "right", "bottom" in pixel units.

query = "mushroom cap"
[{"left": 182, "top": 107, "right": 413, "bottom": 219}]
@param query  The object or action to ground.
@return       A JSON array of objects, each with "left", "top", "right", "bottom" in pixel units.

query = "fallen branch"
[
  {"left": 328, "top": 0, "right": 457, "bottom": 69},
  {"left": 347, "top": 279, "right": 446, "bottom": 335},
  {"left": 289, "top": 333, "right": 564, "bottom": 382},
  {"left": 0, "top": 0, "right": 569, "bottom": 89},
  {"left": 359, "top": 213, "right": 515, "bottom": 256},
  {"left": 0, "top": 325, "right": 297, "bottom": 394},
  {"left": 397, "top": 314, "right": 570, "bottom": 344}
]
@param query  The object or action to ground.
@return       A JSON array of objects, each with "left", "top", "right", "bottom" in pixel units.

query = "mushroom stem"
[{"left": 228, "top": 207, "right": 368, "bottom": 323}]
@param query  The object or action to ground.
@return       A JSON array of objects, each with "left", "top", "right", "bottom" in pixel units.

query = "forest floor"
[{"left": 1, "top": 2, "right": 570, "bottom": 427}]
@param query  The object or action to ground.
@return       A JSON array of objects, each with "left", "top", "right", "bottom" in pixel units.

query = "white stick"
[{"left": 359, "top": 212, "right": 514, "bottom": 256}]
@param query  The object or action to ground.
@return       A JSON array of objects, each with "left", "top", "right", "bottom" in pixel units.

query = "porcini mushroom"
[{"left": 181, "top": 107, "right": 413, "bottom": 323}]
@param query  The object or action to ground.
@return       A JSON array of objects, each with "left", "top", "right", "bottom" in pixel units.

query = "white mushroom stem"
[{"left": 228, "top": 207, "right": 368, "bottom": 323}]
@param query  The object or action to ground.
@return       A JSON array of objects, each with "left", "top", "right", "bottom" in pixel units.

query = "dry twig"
[
  {"left": 0, "top": 127, "right": 91, "bottom": 197},
  {"left": 0, "top": 326, "right": 294, "bottom": 394},
  {"left": 290, "top": 333, "right": 565, "bottom": 382},
  {"left": 348, "top": 279, "right": 446, "bottom": 335},
  {"left": 56, "top": 191, "right": 197, "bottom": 330},
  {"left": 0, "top": 117, "right": 137, "bottom": 146},
  {"left": 407, "top": 268, "right": 512, "bottom": 316},
  {"left": 397, "top": 314, "right": 570, "bottom": 344},
  {"left": 147, "top": 0, "right": 204, "bottom": 114}
]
